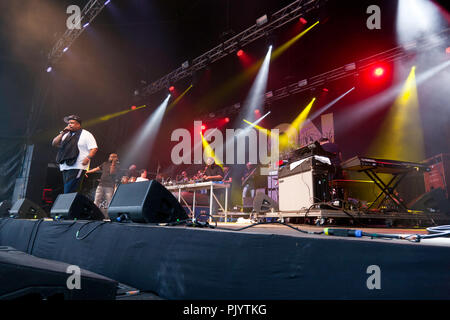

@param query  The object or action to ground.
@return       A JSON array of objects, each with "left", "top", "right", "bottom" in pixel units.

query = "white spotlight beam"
[
  {"left": 240, "top": 46, "right": 273, "bottom": 124},
  {"left": 243, "top": 111, "right": 272, "bottom": 128},
  {"left": 307, "top": 87, "right": 355, "bottom": 122},
  {"left": 123, "top": 95, "right": 171, "bottom": 165}
]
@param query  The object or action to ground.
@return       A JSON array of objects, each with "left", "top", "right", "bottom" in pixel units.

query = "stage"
[{"left": 1, "top": 217, "right": 449, "bottom": 300}]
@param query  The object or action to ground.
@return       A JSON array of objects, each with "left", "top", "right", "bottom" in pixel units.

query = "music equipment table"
[
  {"left": 341, "top": 156, "right": 430, "bottom": 211},
  {"left": 165, "top": 181, "right": 231, "bottom": 222}
]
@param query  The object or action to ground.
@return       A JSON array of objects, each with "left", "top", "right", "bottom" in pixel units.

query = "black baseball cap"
[{"left": 63, "top": 114, "right": 82, "bottom": 124}]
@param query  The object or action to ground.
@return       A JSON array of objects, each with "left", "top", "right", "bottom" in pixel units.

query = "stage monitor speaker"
[
  {"left": 50, "top": 192, "right": 104, "bottom": 220},
  {"left": 253, "top": 192, "right": 279, "bottom": 214},
  {"left": 409, "top": 188, "right": 450, "bottom": 215},
  {"left": 108, "top": 180, "right": 188, "bottom": 223},
  {"left": 9, "top": 199, "right": 48, "bottom": 219},
  {"left": 0, "top": 200, "right": 12, "bottom": 218},
  {"left": 0, "top": 247, "right": 117, "bottom": 300}
]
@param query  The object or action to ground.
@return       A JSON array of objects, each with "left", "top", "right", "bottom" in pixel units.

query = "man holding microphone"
[{"left": 52, "top": 115, "right": 98, "bottom": 194}]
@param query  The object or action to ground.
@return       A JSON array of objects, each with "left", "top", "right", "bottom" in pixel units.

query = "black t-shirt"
[
  {"left": 205, "top": 164, "right": 224, "bottom": 181},
  {"left": 99, "top": 162, "right": 117, "bottom": 188}
]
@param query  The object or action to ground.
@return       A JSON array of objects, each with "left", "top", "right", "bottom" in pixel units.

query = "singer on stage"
[{"left": 52, "top": 114, "right": 98, "bottom": 194}]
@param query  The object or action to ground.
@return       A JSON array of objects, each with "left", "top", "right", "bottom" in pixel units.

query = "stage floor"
[{"left": 1, "top": 217, "right": 450, "bottom": 299}]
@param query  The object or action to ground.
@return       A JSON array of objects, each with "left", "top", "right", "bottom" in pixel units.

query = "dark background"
[{"left": 0, "top": 0, "right": 449, "bottom": 206}]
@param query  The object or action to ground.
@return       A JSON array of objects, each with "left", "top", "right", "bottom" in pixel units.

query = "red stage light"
[
  {"left": 131, "top": 105, "right": 137, "bottom": 110},
  {"left": 169, "top": 86, "right": 175, "bottom": 92},
  {"left": 299, "top": 17, "right": 307, "bottom": 24},
  {"left": 237, "top": 49, "right": 244, "bottom": 57},
  {"left": 446, "top": 47, "right": 450, "bottom": 54},
  {"left": 322, "top": 88, "right": 329, "bottom": 92},
  {"left": 201, "top": 125, "right": 206, "bottom": 130},
  {"left": 374, "top": 67, "right": 384, "bottom": 77},
  {"left": 225, "top": 117, "right": 230, "bottom": 123},
  {"left": 254, "top": 109, "right": 260, "bottom": 114}
]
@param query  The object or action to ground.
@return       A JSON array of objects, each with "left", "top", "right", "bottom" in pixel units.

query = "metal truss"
[
  {"left": 47, "top": 0, "right": 107, "bottom": 65},
  {"left": 198, "top": 28, "right": 450, "bottom": 121},
  {"left": 141, "top": 0, "right": 327, "bottom": 97}
]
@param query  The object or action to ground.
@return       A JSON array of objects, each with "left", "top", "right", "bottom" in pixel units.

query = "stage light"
[
  {"left": 46, "top": 66, "right": 52, "bottom": 73},
  {"left": 344, "top": 63, "right": 356, "bottom": 71},
  {"left": 396, "top": 0, "right": 443, "bottom": 44},
  {"left": 299, "top": 17, "right": 307, "bottom": 24},
  {"left": 104, "top": 0, "right": 111, "bottom": 4},
  {"left": 240, "top": 45, "right": 272, "bottom": 123},
  {"left": 368, "top": 66, "right": 424, "bottom": 162},
  {"left": 237, "top": 49, "right": 244, "bottom": 57},
  {"left": 131, "top": 106, "right": 137, "bottom": 110},
  {"left": 122, "top": 95, "right": 171, "bottom": 166},
  {"left": 83, "top": 22, "right": 90, "bottom": 28},
  {"left": 322, "top": 88, "right": 329, "bottom": 92},
  {"left": 280, "top": 98, "right": 316, "bottom": 149},
  {"left": 169, "top": 86, "right": 175, "bottom": 92},
  {"left": 166, "top": 84, "right": 192, "bottom": 113},
  {"left": 256, "top": 14, "right": 268, "bottom": 26},
  {"left": 201, "top": 125, "right": 206, "bottom": 130},
  {"left": 374, "top": 67, "right": 385, "bottom": 77},
  {"left": 225, "top": 117, "right": 230, "bottom": 123},
  {"left": 446, "top": 47, "right": 450, "bottom": 54},
  {"left": 63, "top": 47, "right": 68, "bottom": 53}
]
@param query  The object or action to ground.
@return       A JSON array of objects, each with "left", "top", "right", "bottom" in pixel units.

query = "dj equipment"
[
  {"left": 341, "top": 156, "right": 430, "bottom": 211},
  {"left": 50, "top": 193, "right": 104, "bottom": 220},
  {"left": 9, "top": 199, "right": 48, "bottom": 219},
  {"left": 108, "top": 180, "right": 188, "bottom": 223},
  {"left": 278, "top": 156, "right": 331, "bottom": 211},
  {"left": 288, "top": 141, "right": 334, "bottom": 161}
]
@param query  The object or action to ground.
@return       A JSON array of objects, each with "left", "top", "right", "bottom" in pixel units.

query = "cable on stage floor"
[{"left": 75, "top": 220, "right": 109, "bottom": 240}]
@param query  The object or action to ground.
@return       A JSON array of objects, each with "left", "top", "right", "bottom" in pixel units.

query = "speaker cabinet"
[
  {"left": 9, "top": 199, "right": 48, "bottom": 219},
  {"left": 0, "top": 247, "right": 117, "bottom": 300},
  {"left": 108, "top": 180, "right": 188, "bottom": 223},
  {"left": 253, "top": 192, "right": 279, "bottom": 213},
  {"left": 50, "top": 193, "right": 104, "bottom": 220},
  {"left": 409, "top": 188, "right": 450, "bottom": 214}
]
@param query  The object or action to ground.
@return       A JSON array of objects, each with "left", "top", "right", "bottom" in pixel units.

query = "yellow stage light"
[{"left": 368, "top": 66, "right": 424, "bottom": 162}]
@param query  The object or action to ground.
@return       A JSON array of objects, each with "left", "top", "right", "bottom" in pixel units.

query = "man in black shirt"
[
  {"left": 204, "top": 157, "right": 224, "bottom": 181},
  {"left": 86, "top": 153, "right": 119, "bottom": 218},
  {"left": 203, "top": 157, "right": 224, "bottom": 215}
]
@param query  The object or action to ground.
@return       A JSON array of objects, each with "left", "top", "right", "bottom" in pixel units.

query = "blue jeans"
[{"left": 62, "top": 169, "right": 85, "bottom": 194}]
